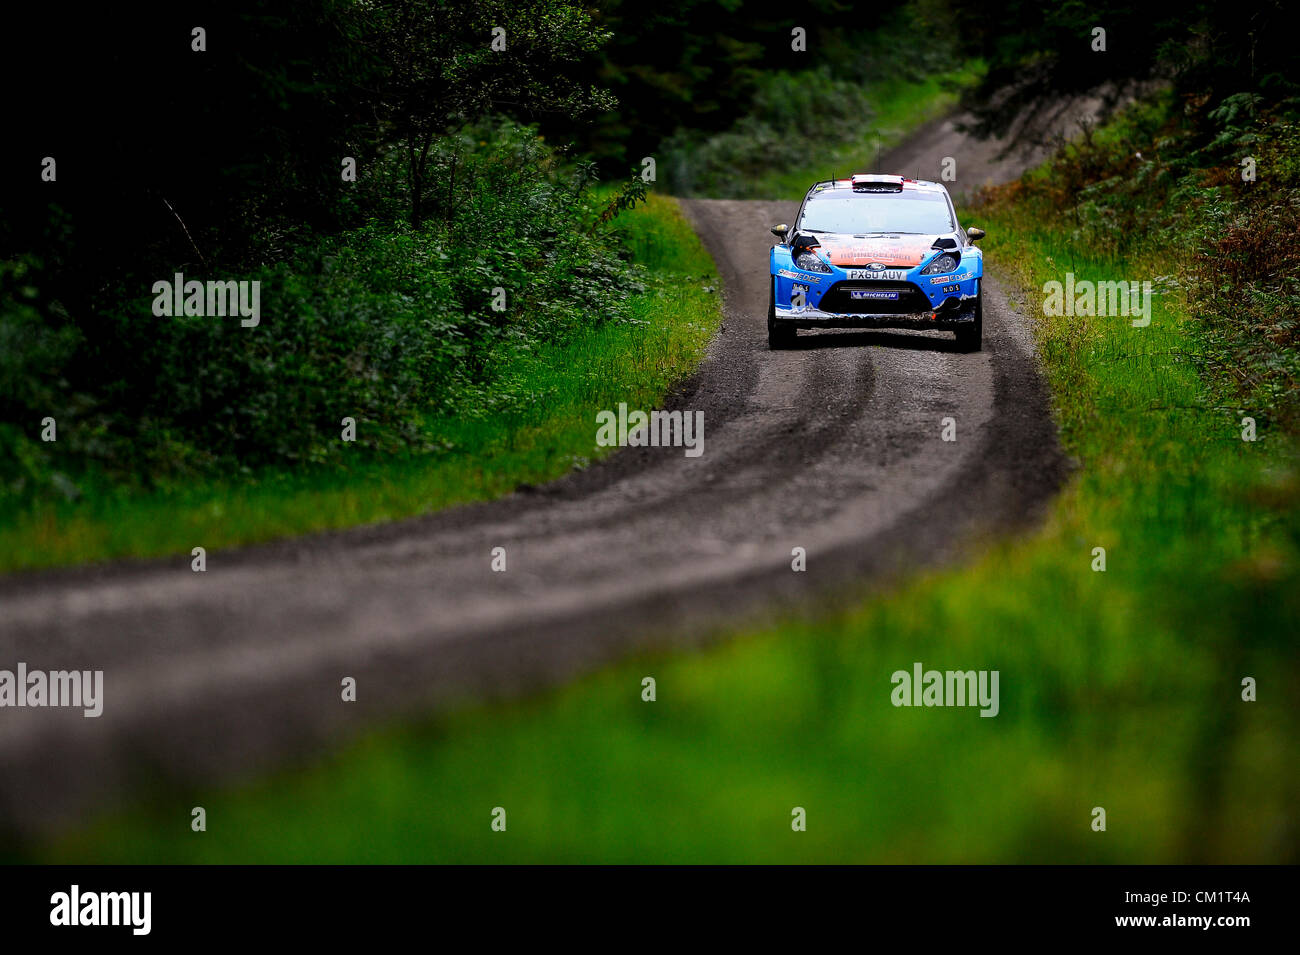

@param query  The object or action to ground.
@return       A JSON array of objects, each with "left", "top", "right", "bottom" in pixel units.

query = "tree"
[
  {"left": 351, "top": 0, "right": 615, "bottom": 227},
  {"left": 936, "top": 0, "right": 1300, "bottom": 145}
]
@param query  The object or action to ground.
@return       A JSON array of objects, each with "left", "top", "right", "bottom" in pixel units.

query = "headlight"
[
  {"left": 920, "top": 253, "right": 959, "bottom": 275},
  {"left": 794, "top": 251, "right": 832, "bottom": 274}
]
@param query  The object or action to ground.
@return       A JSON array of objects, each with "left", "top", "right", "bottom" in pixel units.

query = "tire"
[
  {"left": 768, "top": 278, "right": 795, "bottom": 349},
  {"left": 956, "top": 283, "right": 982, "bottom": 352}
]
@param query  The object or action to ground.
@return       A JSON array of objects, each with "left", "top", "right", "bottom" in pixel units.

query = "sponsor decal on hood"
[{"left": 814, "top": 234, "right": 943, "bottom": 268}]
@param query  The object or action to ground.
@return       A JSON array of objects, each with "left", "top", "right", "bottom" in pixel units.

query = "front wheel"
[
  {"left": 768, "top": 278, "right": 795, "bottom": 349},
  {"left": 956, "top": 283, "right": 982, "bottom": 352}
]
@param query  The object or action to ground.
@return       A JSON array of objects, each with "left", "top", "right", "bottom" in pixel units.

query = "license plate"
[
  {"left": 847, "top": 269, "right": 906, "bottom": 281},
  {"left": 850, "top": 290, "right": 900, "bottom": 301}
]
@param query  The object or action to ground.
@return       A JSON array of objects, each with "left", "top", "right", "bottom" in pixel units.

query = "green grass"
[
  {"left": 25, "top": 182, "right": 1299, "bottom": 863},
  {"left": 754, "top": 67, "right": 982, "bottom": 201},
  {"left": 0, "top": 194, "right": 721, "bottom": 573}
]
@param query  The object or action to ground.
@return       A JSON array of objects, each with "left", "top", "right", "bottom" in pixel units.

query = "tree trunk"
[{"left": 409, "top": 129, "right": 435, "bottom": 229}]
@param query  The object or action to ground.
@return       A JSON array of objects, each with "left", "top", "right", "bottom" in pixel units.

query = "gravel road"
[{"left": 0, "top": 136, "right": 1070, "bottom": 836}]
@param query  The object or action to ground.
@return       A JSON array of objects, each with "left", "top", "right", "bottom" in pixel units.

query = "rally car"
[{"left": 768, "top": 174, "right": 985, "bottom": 350}]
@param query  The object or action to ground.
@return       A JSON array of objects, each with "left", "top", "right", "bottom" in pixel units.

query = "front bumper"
[
  {"left": 773, "top": 296, "right": 979, "bottom": 331},
  {"left": 773, "top": 262, "right": 981, "bottom": 327}
]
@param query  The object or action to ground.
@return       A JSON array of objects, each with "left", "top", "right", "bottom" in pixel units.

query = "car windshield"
[{"left": 798, "top": 190, "right": 954, "bottom": 235}]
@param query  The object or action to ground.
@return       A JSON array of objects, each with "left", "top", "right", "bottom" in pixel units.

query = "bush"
[
  {"left": 659, "top": 10, "right": 960, "bottom": 197},
  {"left": 975, "top": 94, "right": 1300, "bottom": 431},
  {"left": 0, "top": 125, "right": 642, "bottom": 504}
]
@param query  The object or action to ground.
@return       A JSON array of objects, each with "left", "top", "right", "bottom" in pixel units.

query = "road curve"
[{"left": 0, "top": 196, "right": 1069, "bottom": 835}]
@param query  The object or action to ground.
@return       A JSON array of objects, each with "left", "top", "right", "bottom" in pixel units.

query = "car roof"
[{"left": 805, "top": 176, "right": 950, "bottom": 200}]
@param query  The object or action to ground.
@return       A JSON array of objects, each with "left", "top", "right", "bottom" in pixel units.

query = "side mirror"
[
  {"left": 771, "top": 224, "right": 789, "bottom": 241},
  {"left": 967, "top": 226, "right": 986, "bottom": 242}
]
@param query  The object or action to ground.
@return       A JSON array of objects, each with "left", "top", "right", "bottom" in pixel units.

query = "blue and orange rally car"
[{"left": 768, "top": 174, "right": 986, "bottom": 350}]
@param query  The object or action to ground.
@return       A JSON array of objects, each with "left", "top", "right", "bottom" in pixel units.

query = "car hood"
[{"left": 811, "top": 233, "right": 952, "bottom": 269}]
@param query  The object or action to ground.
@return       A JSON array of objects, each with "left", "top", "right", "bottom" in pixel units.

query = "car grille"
[{"left": 819, "top": 281, "right": 930, "bottom": 314}]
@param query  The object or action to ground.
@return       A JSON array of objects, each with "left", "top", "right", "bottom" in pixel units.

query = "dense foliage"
[
  {"left": 0, "top": 3, "right": 638, "bottom": 502},
  {"left": 975, "top": 91, "right": 1300, "bottom": 430},
  {"left": 657, "top": 7, "right": 963, "bottom": 196},
  {"left": 549, "top": 0, "right": 917, "bottom": 171},
  {"left": 943, "top": 0, "right": 1300, "bottom": 146}
]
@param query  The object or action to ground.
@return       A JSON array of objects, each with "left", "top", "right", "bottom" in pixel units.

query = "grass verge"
[{"left": 0, "top": 194, "right": 721, "bottom": 573}]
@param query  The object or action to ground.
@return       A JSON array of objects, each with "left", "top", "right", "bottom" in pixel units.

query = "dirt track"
[
  {"left": 867, "top": 94, "right": 1114, "bottom": 198},
  {"left": 0, "top": 137, "right": 1071, "bottom": 836}
]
